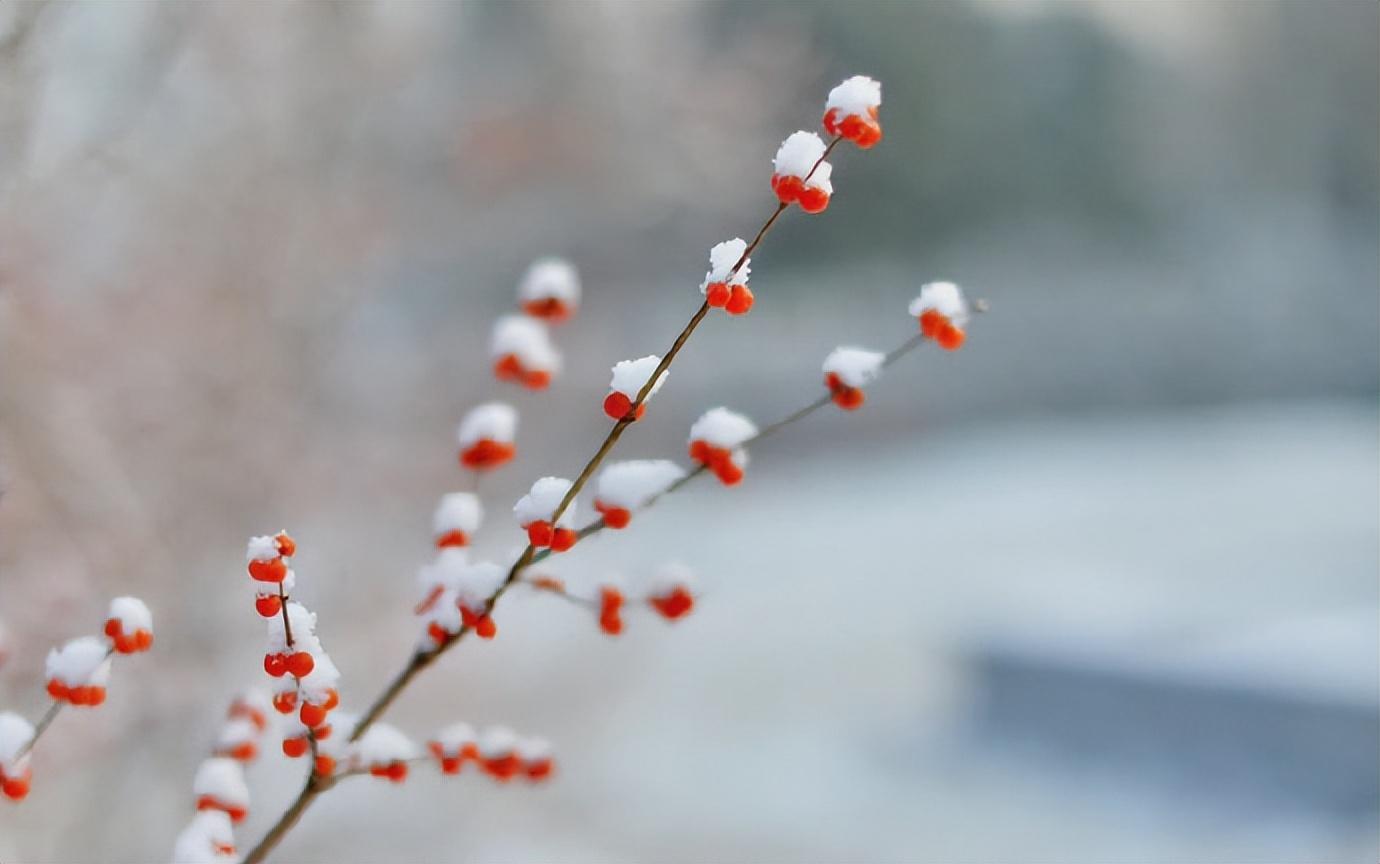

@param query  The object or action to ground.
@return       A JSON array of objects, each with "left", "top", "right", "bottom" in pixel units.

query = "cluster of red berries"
[{"left": 688, "top": 440, "right": 745, "bottom": 486}]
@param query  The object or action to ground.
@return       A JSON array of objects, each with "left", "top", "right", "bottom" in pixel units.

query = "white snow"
[
  {"left": 355, "top": 722, "right": 417, "bottom": 765},
  {"left": 453, "top": 560, "right": 507, "bottom": 612},
  {"left": 417, "top": 547, "right": 469, "bottom": 601},
  {"left": 823, "top": 347, "right": 886, "bottom": 388},
  {"left": 513, "top": 477, "right": 576, "bottom": 528},
  {"left": 107, "top": 596, "right": 152, "bottom": 633},
  {"left": 518, "top": 257, "right": 580, "bottom": 304},
  {"left": 215, "top": 718, "right": 260, "bottom": 754},
  {"left": 826, "top": 75, "right": 882, "bottom": 117},
  {"left": 689, "top": 408, "right": 758, "bottom": 449},
  {"left": 0, "top": 711, "right": 34, "bottom": 775},
  {"left": 699, "top": 238, "right": 750, "bottom": 291},
  {"left": 193, "top": 758, "right": 249, "bottom": 810},
  {"left": 433, "top": 492, "right": 483, "bottom": 536},
  {"left": 45, "top": 636, "right": 111, "bottom": 687},
  {"left": 515, "top": 736, "right": 552, "bottom": 761},
  {"left": 266, "top": 602, "right": 319, "bottom": 655},
  {"left": 171, "top": 810, "right": 236, "bottom": 863},
  {"left": 773, "top": 131, "right": 828, "bottom": 181},
  {"left": 298, "top": 649, "right": 340, "bottom": 705},
  {"left": 596, "top": 460, "right": 686, "bottom": 509},
  {"left": 419, "top": 586, "right": 462, "bottom": 648},
  {"left": 908, "top": 281, "right": 970, "bottom": 327},
  {"left": 457, "top": 402, "right": 517, "bottom": 447},
  {"left": 608, "top": 355, "right": 667, "bottom": 400},
  {"left": 646, "top": 560, "right": 696, "bottom": 596},
  {"left": 245, "top": 535, "right": 279, "bottom": 563},
  {"left": 476, "top": 725, "right": 518, "bottom": 758},
  {"left": 431, "top": 722, "right": 476, "bottom": 756},
  {"left": 490, "top": 315, "right": 561, "bottom": 373}
]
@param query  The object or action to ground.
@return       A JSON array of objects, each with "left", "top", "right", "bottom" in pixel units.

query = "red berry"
[
  {"left": 2, "top": 772, "right": 30, "bottom": 801},
  {"left": 603, "top": 391, "right": 633, "bottom": 421},
  {"left": 460, "top": 439, "right": 516, "bottom": 471},
  {"left": 286, "top": 651, "right": 315, "bottom": 678},
  {"left": 797, "top": 185, "right": 830, "bottom": 214},
  {"left": 314, "top": 754, "right": 336, "bottom": 776},
  {"left": 274, "top": 532, "right": 297, "bottom": 557},
  {"left": 475, "top": 616, "right": 497, "bottom": 640},
  {"left": 255, "top": 594, "right": 282, "bottom": 618},
  {"left": 264, "top": 653, "right": 288, "bottom": 678},
  {"left": 705, "top": 282, "right": 731, "bottom": 308},
  {"left": 595, "top": 501, "right": 631, "bottom": 529},
  {"left": 435, "top": 529, "right": 468, "bottom": 548},
  {"left": 919, "top": 309, "right": 945, "bottom": 338},
  {"left": 550, "top": 527, "right": 578, "bottom": 552},
  {"left": 248, "top": 557, "right": 288, "bottom": 583},
  {"left": 715, "top": 460, "right": 744, "bottom": 486},
  {"left": 273, "top": 690, "right": 298, "bottom": 714},
  {"left": 526, "top": 520, "right": 553, "bottom": 547},
  {"left": 104, "top": 618, "right": 120, "bottom": 639},
  {"left": 725, "top": 284, "right": 754, "bottom": 316},
  {"left": 300, "top": 701, "right": 328, "bottom": 729},
  {"left": 493, "top": 354, "right": 523, "bottom": 382},
  {"left": 831, "top": 387, "right": 865, "bottom": 411},
  {"left": 282, "top": 737, "right": 309, "bottom": 758},
  {"left": 822, "top": 108, "right": 841, "bottom": 136},
  {"left": 522, "top": 369, "right": 551, "bottom": 390},
  {"left": 522, "top": 297, "right": 572, "bottom": 323},
  {"left": 936, "top": 324, "right": 966, "bottom": 351},
  {"left": 771, "top": 173, "right": 803, "bottom": 204}
]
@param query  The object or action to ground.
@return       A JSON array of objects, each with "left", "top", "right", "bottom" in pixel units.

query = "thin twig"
[{"left": 14, "top": 701, "right": 61, "bottom": 762}]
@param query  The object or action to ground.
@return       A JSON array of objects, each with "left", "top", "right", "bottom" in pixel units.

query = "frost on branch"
[
  {"left": 518, "top": 257, "right": 580, "bottom": 323},
  {"left": 823, "top": 75, "right": 883, "bottom": 148},
  {"left": 491, "top": 315, "right": 561, "bottom": 390},
  {"left": 771, "top": 131, "right": 833, "bottom": 214},
  {"left": 355, "top": 722, "right": 418, "bottom": 783},
  {"left": 104, "top": 595, "right": 154, "bottom": 654},
  {"left": 822, "top": 346, "right": 886, "bottom": 411},
  {"left": 0, "top": 711, "right": 35, "bottom": 802},
  {"left": 594, "top": 459, "right": 686, "bottom": 529},
  {"left": 646, "top": 561, "right": 696, "bottom": 621},
  {"left": 45, "top": 636, "right": 112, "bottom": 706},
  {"left": 457, "top": 402, "right": 518, "bottom": 471},
  {"left": 171, "top": 810, "right": 236, "bottom": 863},
  {"left": 688, "top": 408, "right": 757, "bottom": 486},
  {"left": 433, "top": 492, "right": 483, "bottom": 549},
  {"left": 603, "top": 355, "right": 667, "bottom": 421},
  {"left": 909, "top": 281, "right": 970, "bottom": 351},
  {"left": 700, "top": 238, "right": 753, "bottom": 315},
  {"left": 515, "top": 477, "right": 578, "bottom": 552},
  {"left": 193, "top": 757, "right": 250, "bottom": 824}
]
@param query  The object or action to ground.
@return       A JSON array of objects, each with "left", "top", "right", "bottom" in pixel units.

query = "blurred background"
[{"left": 0, "top": 1, "right": 1376, "bottom": 861}]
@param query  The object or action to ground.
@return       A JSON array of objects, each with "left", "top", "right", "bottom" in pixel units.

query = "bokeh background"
[{"left": 1, "top": 1, "right": 1376, "bottom": 861}]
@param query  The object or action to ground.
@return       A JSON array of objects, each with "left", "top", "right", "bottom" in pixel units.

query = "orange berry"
[
  {"left": 441, "top": 755, "right": 463, "bottom": 774},
  {"left": 603, "top": 391, "right": 633, "bottom": 421},
  {"left": 314, "top": 724, "right": 332, "bottom": 740},
  {"left": 371, "top": 762, "right": 408, "bottom": 783},
  {"left": 688, "top": 439, "right": 712, "bottom": 464},
  {"left": 936, "top": 324, "right": 966, "bottom": 351},
  {"left": 484, "top": 754, "right": 520, "bottom": 781},
  {"left": 651, "top": 587, "right": 695, "bottom": 620},
  {"left": 2, "top": 773, "right": 31, "bottom": 801},
  {"left": 832, "top": 387, "right": 865, "bottom": 411},
  {"left": 460, "top": 439, "right": 516, "bottom": 471},
  {"left": 273, "top": 690, "right": 298, "bottom": 714},
  {"left": 797, "top": 186, "right": 830, "bottom": 214},
  {"left": 136, "top": 629, "right": 152, "bottom": 650},
  {"left": 595, "top": 501, "right": 631, "bottom": 529},
  {"left": 522, "top": 297, "right": 572, "bottom": 323},
  {"left": 248, "top": 557, "right": 287, "bottom": 583},
  {"left": 525, "top": 758, "right": 554, "bottom": 781},
  {"left": 771, "top": 173, "right": 803, "bottom": 204},
  {"left": 314, "top": 755, "right": 336, "bottom": 777},
  {"left": 493, "top": 353, "right": 523, "bottom": 382},
  {"left": 475, "top": 615, "right": 497, "bottom": 639},
  {"left": 255, "top": 594, "right": 282, "bottom": 618},
  {"left": 300, "top": 702, "right": 328, "bottom": 729},
  {"left": 919, "top": 309, "right": 945, "bottom": 338},
  {"left": 286, "top": 652, "right": 315, "bottom": 678},
  {"left": 435, "top": 529, "right": 468, "bottom": 549},
  {"left": 274, "top": 532, "right": 296, "bottom": 557},
  {"left": 705, "top": 282, "right": 731, "bottom": 308},
  {"left": 282, "top": 737, "right": 309, "bottom": 758},
  {"left": 221, "top": 741, "right": 258, "bottom": 761},
  {"left": 264, "top": 653, "right": 288, "bottom": 678},
  {"left": 725, "top": 284, "right": 754, "bottom": 316},
  {"left": 822, "top": 108, "right": 841, "bottom": 136},
  {"left": 104, "top": 618, "right": 120, "bottom": 639},
  {"left": 714, "top": 459, "right": 744, "bottom": 486},
  {"left": 855, "top": 121, "right": 882, "bottom": 149},
  {"left": 526, "top": 520, "right": 553, "bottom": 547},
  {"left": 323, "top": 688, "right": 339, "bottom": 711},
  {"left": 550, "top": 527, "right": 578, "bottom": 552},
  {"left": 522, "top": 369, "right": 551, "bottom": 390}
]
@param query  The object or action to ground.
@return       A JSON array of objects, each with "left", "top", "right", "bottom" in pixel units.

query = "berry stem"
[{"left": 278, "top": 580, "right": 294, "bottom": 648}]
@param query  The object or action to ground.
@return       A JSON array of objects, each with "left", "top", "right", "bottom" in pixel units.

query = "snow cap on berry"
[
  {"left": 419, "top": 586, "right": 462, "bottom": 649},
  {"left": 826, "top": 75, "right": 882, "bottom": 119},
  {"left": 355, "top": 722, "right": 417, "bottom": 766},
  {"left": 700, "top": 238, "right": 750, "bottom": 292},
  {"left": 433, "top": 492, "right": 483, "bottom": 538},
  {"left": 491, "top": 316, "right": 561, "bottom": 373},
  {"left": 908, "top": 281, "right": 969, "bottom": 328},
  {"left": 453, "top": 560, "right": 506, "bottom": 612},
  {"left": 823, "top": 347, "right": 886, "bottom": 389},
  {"left": 266, "top": 602, "right": 319, "bottom": 656},
  {"left": 648, "top": 560, "right": 696, "bottom": 596},
  {"left": 430, "top": 722, "right": 476, "bottom": 757},
  {"left": 515, "top": 736, "right": 553, "bottom": 762},
  {"left": 0, "top": 712, "right": 34, "bottom": 776},
  {"left": 417, "top": 547, "right": 469, "bottom": 602},
  {"left": 214, "top": 718, "right": 262, "bottom": 759},
  {"left": 299, "top": 649, "right": 340, "bottom": 706},
  {"left": 45, "top": 637, "right": 111, "bottom": 689},
  {"left": 457, "top": 402, "right": 518, "bottom": 448},
  {"left": 514, "top": 477, "right": 576, "bottom": 529},
  {"left": 595, "top": 460, "right": 685, "bottom": 510},
  {"left": 172, "top": 810, "right": 236, "bottom": 863},
  {"left": 477, "top": 725, "right": 518, "bottom": 759},
  {"left": 774, "top": 131, "right": 830, "bottom": 188},
  {"left": 518, "top": 258, "right": 580, "bottom": 306},
  {"left": 245, "top": 535, "right": 280, "bottom": 563},
  {"left": 689, "top": 407, "right": 758, "bottom": 449},
  {"left": 193, "top": 758, "right": 249, "bottom": 813},
  {"left": 609, "top": 356, "right": 667, "bottom": 402}
]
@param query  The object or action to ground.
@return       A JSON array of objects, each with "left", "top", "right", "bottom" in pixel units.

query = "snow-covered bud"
[
  {"left": 433, "top": 492, "right": 483, "bottom": 549},
  {"left": 647, "top": 561, "right": 697, "bottom": 621},
  {"left": 771, "top": 131, "right": 833, "bottom": 214},
  {"left": 103, "top": 596, "right": 153, "bottom": 654},
  {"left": 700, "top": 238, "right": 753, "bottom": 315},
  {"left": 594, "top": 460, "right": 685, "bottom": 529},
  {"left": 45, "top": 636, "right": 111, "bottom": 706},
  {"left": 428, "top": 722, "right": 477, "bottom": 774},
  {"left": 0, "top": 712, "right": 35, "bottom": 802},
  {"left": 245, "top": 533, "right": 293, "bottom": 584},
  {"left": 518, "top": 257, "right": 580, "bottom": 323},
  {"left": 476, "top": 725, "right": 521, "bottom": 781},
  {"left": 193, "top": 757, "right": 250, "bottom": 824},
  {"left": 908, "top": 281, "right": 970, "bottom": 351},
  {"left": 822, "top": 347, "right": 885, "bottom": 411},
  {"left": 598, "top": 585, "right": 625, "bottom": 636},
  {"left": 491, "top": 316, "right": 561, "bottom": 390},
  {"left": 516, "top": 736, "right": 555, "bottom": 782},
  {"left": 172, "top": 810, "right": 237, "bottom": 863},
  {"left": 823, "top": 75, "right": 883, "bottom": 148},
  {"left": 263, "top": 602, "right": 318, "bottom": 679},
  {"left": 514, "top": 477, "right": 578, "bottom": 552},
  {"left": 356, "top": 722, "right": 417, "bottom": 784},
  {"left": 453, "top": 560, "right": 505, "bottom": 640},
  {"left": 604, "top": 355, "right": 667, "bottom": 421},
  {"left": 457, "top": 402, "right": 518, "bottom": 472},
  {"left": 688, "top": 408, "right": 757, "bottom": 486}
]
